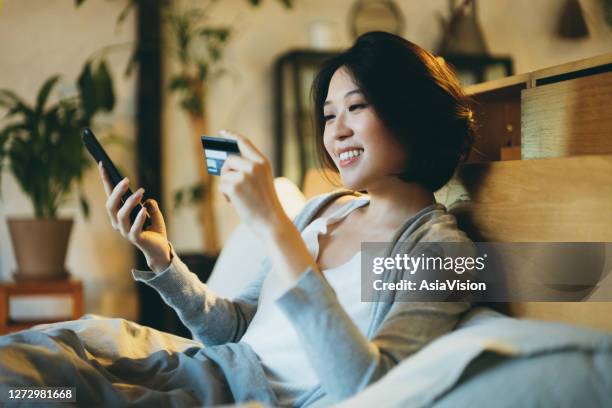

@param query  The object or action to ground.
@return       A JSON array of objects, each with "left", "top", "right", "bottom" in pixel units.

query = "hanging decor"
[
  {"left": 557, "top": 0, "right": 590, "bottom": 38},
  {"left": 436, "top": 0, "right": 513, "bottom": 86},
  {"left": 348, "top": 0, "right": 404, "bottom": 39}
]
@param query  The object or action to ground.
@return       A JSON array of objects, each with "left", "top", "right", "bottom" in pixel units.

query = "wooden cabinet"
[
  {"left": 464, "top": 53, "right": 612, "bottom": 162},
  {"left": 0, "top": 280, "right": 84, "bottom": 334}
]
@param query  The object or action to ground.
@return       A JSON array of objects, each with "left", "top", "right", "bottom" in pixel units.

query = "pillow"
[
  {"left": 433, "top": 347, "right": 612, "bottom": 407},
  {"left": 335, "top": 307, "right": 612, "bottom": 408},
  {"left": 206, "top": 177, "right": 306, "bottom": 298}
]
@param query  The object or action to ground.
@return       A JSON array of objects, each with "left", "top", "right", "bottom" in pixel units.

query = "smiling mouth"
[{"left": 338, "top": 149, "right": 364, "bottom": 168}]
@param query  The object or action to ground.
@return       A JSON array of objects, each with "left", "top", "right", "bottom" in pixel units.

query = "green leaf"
[
  {"left": 117, "top": 0, "right": 136, "bottom": 25},
  {"left": 77, "top": 59, "right": 115, "bottom": 119},
  {"left": 79, "top": 192, "right": 90, "bottom": 219},
  {"left": 77, "top": 62, "right": 96, "bottom": 121},
  {"left": 190, "top": 184, "right": 204, "bottom": 202},
  {"left": 124, "top": 49, "right": 138, "bottom": 77},
  {"left": 93, "top": 60, "right": 115, "bottom": 112},
  {"left": 180, "top": 93, "right": 202, "bottom": 114},
  {"left": 0, "top": 129, "right": 8, "bottom": 200},
  {"left": 174, "top": 189, "right": 184, "bottom": 209},
  {"left": 245, "top": 0, "right": 293, "bottom": 8},
  {"left": 35, "top": 75, "right": 60, "bottom": 116},
  {"left": 209, "top": 45, "right": 221, "bottom": 62},
  {"left": 197, "top": 64, "right": 208, "bottom": 81},
  {"left": 0, "top": 89, "right": 24, "bottom": 108},
  {"left": 169, "top": 75, "right": 190, "bottom": 91},
  {"left": 199, "top": 27, "right": 231, "bottom": 42},
  {"left": 173, "top": 182, "right": 205, "bottom": 209},
  {"left": 245, "top": 0, "right": 293, "bottom": 7}
]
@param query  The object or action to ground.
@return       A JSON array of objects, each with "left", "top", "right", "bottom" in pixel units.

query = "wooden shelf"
[
  {"left": 530, "top": 52, "right": 612, "bottom": 85},
  {"left": 463, "top": 52, "right": 612, "bottom": 163},
  {"left": 467, "top": 81, "right": 525, "bottom": 162},
  {"left": 464, "top": 72, "right": 530, "bottom": 96}
]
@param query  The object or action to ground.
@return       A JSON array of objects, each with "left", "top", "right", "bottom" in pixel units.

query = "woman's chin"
[{"left": 340, "top": 174, "right": 366, "bottom": 191}]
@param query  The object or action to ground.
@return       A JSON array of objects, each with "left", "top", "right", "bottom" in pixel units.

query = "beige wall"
[{"left": 1, "top": 0, "right": 611, "bottom": 319}]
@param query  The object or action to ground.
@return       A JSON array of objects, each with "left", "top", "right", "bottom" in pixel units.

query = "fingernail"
[
  {"left": 122, "top": 177, "right": 129, "bottom": 185},
  {"left": 137, "top": 188, "right": 144, "bottom": 195}
]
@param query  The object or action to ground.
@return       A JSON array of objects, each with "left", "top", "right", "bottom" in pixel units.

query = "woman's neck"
[{"left": 357, "top": 178, "right": 436, "bottom": 230}]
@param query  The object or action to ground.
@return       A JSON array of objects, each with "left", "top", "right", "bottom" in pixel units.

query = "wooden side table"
[{"left": 0, "top": 280, "right": 84, "bottom": 334}]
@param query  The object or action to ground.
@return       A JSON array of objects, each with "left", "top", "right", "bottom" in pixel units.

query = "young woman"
[
  {"left": 97, "top": 31, "right": 476, "bottom": 406},
  {"left": 0, "top": 32, "right": 475, "bottom": 407}
]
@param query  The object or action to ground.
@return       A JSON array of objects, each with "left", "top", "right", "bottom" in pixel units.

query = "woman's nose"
[{"left": 332, "top": 113, "right": 353, "bottom": 140}]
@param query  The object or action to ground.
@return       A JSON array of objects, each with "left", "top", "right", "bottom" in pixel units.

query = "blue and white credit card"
[{"left": 201, "top": 136, "right": 241, "bottom": 176}]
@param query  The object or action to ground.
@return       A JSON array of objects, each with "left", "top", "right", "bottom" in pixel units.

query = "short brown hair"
[{"left": 311, "top": 31, "right": 475, "bottom": 192}]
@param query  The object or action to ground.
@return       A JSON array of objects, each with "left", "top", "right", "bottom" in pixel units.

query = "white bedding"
[{"left": 1, "top": 308, "right": 611, "bottom": 407}]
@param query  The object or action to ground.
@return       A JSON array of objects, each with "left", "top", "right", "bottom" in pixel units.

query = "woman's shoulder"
[
  {"left": 305, "top": 189, "right": 367, "bottom": 220},
  {"left": 314, "top": 190, "right": 367, "bottom": 218},
  {"left": 411, "top": 206, "right": 472, "bottom": 244}
]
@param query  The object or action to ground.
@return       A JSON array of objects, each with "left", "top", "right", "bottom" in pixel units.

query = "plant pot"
[{"left": 7, "top": 218, "right": 73, "bottom": 280}]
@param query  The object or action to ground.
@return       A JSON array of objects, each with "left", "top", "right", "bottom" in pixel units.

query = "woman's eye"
[
  {"left": 323, "top": 114, "right": 335, "bottom": 122},
  {"left": 348, "top": 103, "right": 367, "bottom": 112}
]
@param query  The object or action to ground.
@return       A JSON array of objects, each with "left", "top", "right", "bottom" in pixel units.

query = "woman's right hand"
[{"left": 97, "top": 162, "right": 172, "bottom": 273}]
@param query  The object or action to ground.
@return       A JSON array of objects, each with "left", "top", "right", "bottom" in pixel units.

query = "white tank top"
[{"left": 241, "top": 196, "right": 372, "bottom": 405}]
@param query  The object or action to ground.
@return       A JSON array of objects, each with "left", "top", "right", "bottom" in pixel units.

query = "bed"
[
  {"left": 0, "top": 161, "right": 611, "bottom": 407},
  {"left": 3, "top": 45, "right": 612, "bottom": 406}
]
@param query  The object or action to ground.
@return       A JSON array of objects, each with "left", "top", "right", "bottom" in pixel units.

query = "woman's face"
[{"left": 323, "top": 67, "right": 408, "bottom": 191}]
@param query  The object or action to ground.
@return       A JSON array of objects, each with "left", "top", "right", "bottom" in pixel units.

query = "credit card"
[{"left": 201, "top": 136, "right": 241, "bottom": 176}]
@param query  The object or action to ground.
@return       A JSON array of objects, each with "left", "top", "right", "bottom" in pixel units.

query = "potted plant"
[{"left": 0, "top": 62, "right": 115, "bottom": 280}]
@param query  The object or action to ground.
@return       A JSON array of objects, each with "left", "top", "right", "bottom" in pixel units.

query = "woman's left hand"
[{"left": 218, "top": 129, "right": 289, "bottom": 238}]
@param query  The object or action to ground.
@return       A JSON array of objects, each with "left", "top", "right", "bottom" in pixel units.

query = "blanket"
[
  {"left": 335, "top": 307, "right": 612, "bottom": 408},
  {"left": 1, "top": 308, "right": 611, "bottom": 407},
  {"left": 0, "top": 315, "right": 234, "bottom": 407}
]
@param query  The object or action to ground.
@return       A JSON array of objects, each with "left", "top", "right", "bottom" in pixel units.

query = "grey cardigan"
[{"left": 133, "top": 190, "right": 472, "bottom": 407}]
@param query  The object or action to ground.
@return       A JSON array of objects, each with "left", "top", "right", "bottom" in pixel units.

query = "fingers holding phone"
[
  {"left": 99, "top": 163, "right": 129, "bottom": 230},
  {"left": 97, "top": 162, "right": 171, "bottom": 272},
  {"left": 98, "top": 162, "right": 154, "bottom": 234},
  {"left": 117, "top": 186, "right": 145, "bottom": 235},
  {"left": 85, "top": 126, "right": 171, "bottom": 272}
]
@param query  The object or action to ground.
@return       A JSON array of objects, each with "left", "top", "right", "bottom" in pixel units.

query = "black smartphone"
[
  {"left": 82, "top": 127, "right": 152, "bottom": 228},
  {"left": 201, "top": 135, "right": 241, "bottom": 175}
]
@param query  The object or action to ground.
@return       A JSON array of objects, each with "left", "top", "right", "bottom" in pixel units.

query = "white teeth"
[{"left": 339, "top": 149, "right": 363, "bottom": 161}]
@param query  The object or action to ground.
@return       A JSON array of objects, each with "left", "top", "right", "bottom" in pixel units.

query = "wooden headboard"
[
  {"left": 446, "top": 155, "right": 612, "bottom": 332},
  {"left": 302, "top": 156, "right": 612, "bottom": 331}
]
